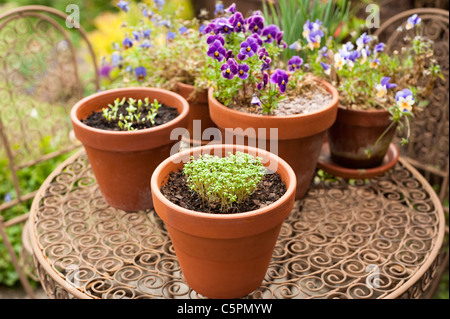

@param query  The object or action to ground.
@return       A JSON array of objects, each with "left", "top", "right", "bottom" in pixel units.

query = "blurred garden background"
[{"left": 0, "top": 0, "right": 448, "bottom": 299}]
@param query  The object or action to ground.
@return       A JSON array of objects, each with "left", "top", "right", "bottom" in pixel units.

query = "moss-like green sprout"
[{"left": 183, "top": 151, "right": 266, "bottom": 212}]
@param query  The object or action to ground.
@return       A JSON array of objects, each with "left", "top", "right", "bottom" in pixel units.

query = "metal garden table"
[{"left": 28, "top": 149, "right": 446, "bottom": 299}]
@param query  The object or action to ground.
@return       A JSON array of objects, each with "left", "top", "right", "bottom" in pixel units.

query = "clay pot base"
[{"left": 317, "top": 141, "right": 399, "bottom": 179}]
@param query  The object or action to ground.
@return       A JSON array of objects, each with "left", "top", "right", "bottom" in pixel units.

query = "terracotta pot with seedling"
[
  {"left": 316, "top": 14, "right": 442, "bottom": 170},
  {"left": 71, "top": 87, "right": 189, "bottom": 211},
  {"left": 203, "top": 4, "right": 339, "bottom": 200},
  {"left": 151, "top": 144, "right": 296, "bottom": 299}
]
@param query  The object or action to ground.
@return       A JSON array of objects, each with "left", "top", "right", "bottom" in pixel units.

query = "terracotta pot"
[
  {"left": 208, "top": 80, "right": 339, "bottom": 200},
  {"left": 176, "top": 82, "right": 217, "bottom": 146},
  {"left": 151, "top": 144, "right": 296, "bottom": 299},
  {"left": 71, "top": 87, "right": 189, "bottom": 212},
  {"left": 327, "top": 105, "right": 396, "bottom": 169}
]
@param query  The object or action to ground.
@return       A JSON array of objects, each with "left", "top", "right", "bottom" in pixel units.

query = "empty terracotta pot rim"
[
  {"left": 208, "top": 79, "right": 339, "bottom": 120},
  {"left": 70, "top": 87, "right": 190, "bottom": 137},
  {"left": 151, "top": 144, "right": 297, "bottom": 221}
]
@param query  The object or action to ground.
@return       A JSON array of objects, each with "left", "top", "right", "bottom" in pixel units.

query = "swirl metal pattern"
[{"left": 28, "top": 151, "right": 445, "bottom": 299}]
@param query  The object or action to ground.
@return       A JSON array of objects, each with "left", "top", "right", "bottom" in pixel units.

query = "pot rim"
[
  {"left": 337, "top": 104, "right": 390, "bottom": 114},
  {"left": 150, "top": 143, "right": 297, "bottom": 221},
  {"left": 208, "top": 79, "right": 339, "bottom": 120},
  {"left": 70, "top": 87, "right": 190, "bottom": 137}
]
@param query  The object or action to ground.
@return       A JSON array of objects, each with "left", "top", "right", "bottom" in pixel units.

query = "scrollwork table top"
[{"left": 28, "top": 150, "right": 445, "bottom": 299}]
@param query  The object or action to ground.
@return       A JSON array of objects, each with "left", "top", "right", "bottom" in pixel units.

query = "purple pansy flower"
[
  {"left": 302, "top": 19, "right": 322, "bottom": 39},
  {"left": 262, "top": 24, "right": 280, "bottom": 43},
  {"left": 257, "top": 72, "right": 269, "bottom": 91},
  {"left": 320, "top": 62, "right": 331, "bottom": 75},
  {"left": 99, "top": 64, "right": 112, "bottom": 78},
  {"left": 205, "top": 23, "right": 217, "bottom": 35},
  {"left": 250, "top": 33, "right": 263, "bottom": 46},
  {"left": 167, "top": 31, "right": 176, "bottom": 42},
  {"left": 229, "top": 12, "right": 245, "bottom": 32},
  {"left": 122, "top": 37, "right": 133, "bottom": 49},
  {"left": 237, "top": 63, "right": 250, "bottom": 79},
  {"left": 132, "top": 31, "right": 141, "bottom": 41},
  {"left": 225, "top": 49, "right": 234, "bottom": 60},
  {"left": 143, "top": 29, "right": 152, "bottom": 39},
  {"left": 307, "top": 29, "right": 324, "bottom": 49},
  {"left": 251, "top": 95, "right": 262, "bottom": 107},
  {"left": 207, "top": 34, "right": 225, "bottom": 46},
  {"left": 374, "top": 42, "right": 385, "bottom": 54},
  {"left": 221, "top": 58, "right": 238, "bottom": 79},
  {"left": 288, "top": 56, "right": 303, "bottom": 72},
  {"left": 179, "top": 26, "right": 188, "bottom": 35},
  {"left": 356, "top": 32, "right": 372, "bottom": 51},
  {"left": 199, "top": 24, "right": 206, "bottom": 35},
  {"left": 239, "top": 37, "right": 259, "bottom": 59},
  {"left": 155, "top": 0, "right": 165, "bottom": 10},
  {"left": 406, "top": 14, "right": 421, "bottom": 30},
  {"left": 214, "top": 2, "right": 224, "bottom": 16},
  {"left": 208, "top": 40, "right": 226, "bottom": 61},
  {"left": 376, "top": 77, "right": 397, "bottom": 98},
  {"left": 248, "top": 15, "right": 264, "bottom": 35},
  {"left": 270, "top": 69, "right": 289, "bottom": 93},
  {"left": 140, "top": 40, "right": 152, "bottom": 49},
  {"left": 258, "top": 47, "right": 271, "bottom": 64},
  {"left": 117, "top": 0, "right": 129, "bottom": 12},
  {"left": 395, "top": 88, "right": 415, "bottom": 112},
  {"left": 215, "top": 17, "right": 233, "bottom": 34},
  {"left": 226, "top": 3, "right": 236, "bottom": 13},
  {"left": 135, "top": 67, "right": 147, "bottom": 81}
]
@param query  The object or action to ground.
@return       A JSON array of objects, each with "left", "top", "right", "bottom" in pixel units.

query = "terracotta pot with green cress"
[
  {"left": 151, "top": 144, "right": 297, "bottom": 299},
  {"left": 208, "top": 79, "right": 339, "bottom": 200},
  {"left": 327, "top": 105, "right": 396, "bottom": 169},
  {"left": 71, "top": 87, "right": 189, "bottom": 212}
]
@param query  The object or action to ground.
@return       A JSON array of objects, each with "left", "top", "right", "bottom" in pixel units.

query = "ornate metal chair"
[
  {"left": 0, "top": 5, "right": 99, "bottom": 298},
  {"left": 374, "top": 8, "right": 449, "bottom": 298}
]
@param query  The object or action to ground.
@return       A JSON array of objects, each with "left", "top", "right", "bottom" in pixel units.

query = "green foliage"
[
  {"left": 262, "top": 0, "right": 351, "bottom": 61},
  {"left": 183, "top": 152, "right": 265, "bottom": 212}
]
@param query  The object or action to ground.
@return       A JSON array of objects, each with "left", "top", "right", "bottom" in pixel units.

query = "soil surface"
[
  {"left": 82, "top": 103, "right": 179, "bottom": 131},
  {"left": 161, "top": 169, "right": 286, "bottom": 214},
  {"left": 231, "top": 88, "right": 332, "bottom": 116}
]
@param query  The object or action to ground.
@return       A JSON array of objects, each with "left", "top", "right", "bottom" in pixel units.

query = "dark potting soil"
[
  {"left": 161, "top": 169, "right": 287, "bottom": 214},
  {"left": 82, "top": 102, "right": 179, "bottom": 131}
]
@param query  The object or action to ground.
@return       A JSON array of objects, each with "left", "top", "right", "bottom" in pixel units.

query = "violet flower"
[
  {"left": 262, "top": 24, "right": 280, "bottom": 43},
  {"left": 374, "top": 43, "right": 385, "bottom": 54},
  {"left": 214, "top": 2, "right": 224, "bottom": 16},
  {"left": 251, "top": 95, "right": 262, "bottom": 107},
  {"left": 320, "top": 62, "right": 331, "bottom": 75},
  {"left": 122, "top": 37, "right": 133, "bottom": 49},
  {"left": 132, "top": 31, "right": 141, "bottom": 41},
  {"left": 117, "top": 0, "right": 129, "bottom": 12},
  {"left": 258, "top": 47, "right": 271, "bottom": 64},
  {"left": 167, "top": 31, "right": 176, "bottom": 42},
  {"left": 216, "top": 17, "right": 233, "bottom": 34},
  {"left": 406, "top": 14, "right": 421, "bottom": 30},
  {"left": 99, "top": 64, "right": 112, "bottom": 78},
  {"left": 135, "top": 67, "right": 147, "bottom": 81},
  {"left": 257, "top": 72, "right": 269, "bottom": 90},
  {"left": 396, "top": 88, "right": 415, "bottom": 112},
  {"left": 208, "top": 40, "right": 226, "bottom": 61},
  {"left": 376, "top": 77, "right": 397, "bottom": 98},
  {"left": 143, "top": 29, "right": 152, "bottom": 39},
  {"left": 239, "top": 37, "right": 259, "bottom": 59},
  {"left": 248, "top": 15, "right": 264, "bottom": 35},
  {"left": 140, "top": 40, "right": 152, "bottom": 49},
  {"left": 226, "top": 3, "right": 236, "bottom": 14},
  {"left": 270, "top": 69, "right": 289, "bottom": 93},
  {"left": 229, "top": 12, "right": 245, "bottom": 33},
  {"left": 179, "top": 26, "right": 188, "bottom": 35},
  {"left": 356, "top": 32, "right": 372, "bottom": 51},
  {"left": 288, "top": 56, "right": 303, "bottom": 72},
  {"left": 221, "top": 58, "right": 238, "bottom": 79},
  {"left": 207, "top": 34, "right": 225, "bottom": 46},
  {"left": 307, "top": 29, "right": 324, "bottom": 50},
  {"left": 237, "top": 63, "right": 250, "bottom": 79},
  {"left": 155, "top": 0, "right": 165, "bottom": 10},
  {"left": 250, "top": 33, "right": 263, "bottom": 46},
  {"left": 205, "top": 23, "right": 217, "bottom": 35}
]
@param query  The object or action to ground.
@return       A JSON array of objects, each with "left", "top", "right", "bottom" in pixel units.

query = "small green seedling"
[{"left": 183, "top": 152, "right": 266, "bottom": 212}]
